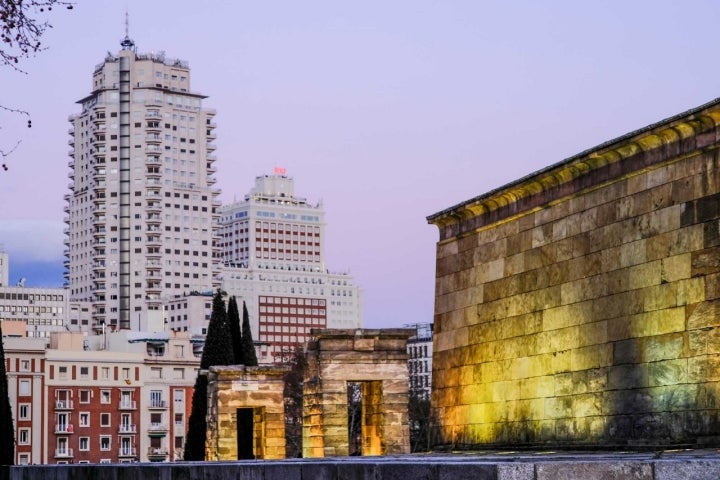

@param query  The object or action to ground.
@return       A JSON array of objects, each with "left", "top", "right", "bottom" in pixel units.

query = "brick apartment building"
[{"left": 4, "top": 330, "right": 197, "bottom": 464}]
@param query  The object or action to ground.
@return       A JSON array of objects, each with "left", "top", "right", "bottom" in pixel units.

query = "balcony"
[
  {"left": 54, "top": 448, "right": 74, "bottom": 459},
  {"left": 119, "top": 400, "right": 137, "bottom": 410},
  {"left": 55, "top": 424, "right": 75, "bottom": 434},
  {"left": 55, "top": 400, "right": 74, "bottom": 410},
  {"left": 148, "top": 400, "right": 168, "bottom": 409},
  {"left": 147, "top": 422, "right": 168, "bottom": 433},
  {"left": 147, "top": 447, "right": 168, "bottom": 459},
  {"left": 118, "top": 447, "right": 137, "bottom": 458},
  {"left": 118, "top": 424, "right": 137, "bottom": 434}
]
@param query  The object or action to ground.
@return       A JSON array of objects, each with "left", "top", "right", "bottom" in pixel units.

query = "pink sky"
[{"left": 1, "top": 1, "right": 718, "bottom": 327}]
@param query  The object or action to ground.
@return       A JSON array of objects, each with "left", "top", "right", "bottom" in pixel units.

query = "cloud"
[{"left": 0, "top": 220, "right": 65, "bottom": 262}]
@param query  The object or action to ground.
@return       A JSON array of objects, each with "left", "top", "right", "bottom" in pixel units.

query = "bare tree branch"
[{"left": 1, "top": 0, "right": 74, "bottom": 73}]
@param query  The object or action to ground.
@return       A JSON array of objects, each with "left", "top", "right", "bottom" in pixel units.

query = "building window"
[
  {"left": 17, "top": 428, "right": 30, "bottom": 445},
  {"left": 100, "top": 390, "right": 111, "bottom": 404},
  {"left": 79, "top": 390, "right": 90, "bottom": 404},
  {"left": 100, "top": 413, "right": 111, "bottom": 427},
  {"left": 18, "top": 403, "right": 30, "bottom": 420},
  {"left": 19, "top": 360, "right": 30, "bottom": 372},
  {"left": 18, "top": 380, "right": 30, "bottom": 396},
  {"left": 100, "top": 436, "right": 111, "bottom": 451},
  {"left": 173, "top": 368, "right": 184, "bottom": 380},
  {"left": 79, "top": 437, "right": 90, "bottom": 451},
  {"left": 58, "top": 366, "right": 68, "bottom": 379},
  {"left": 79, "top": 412, "right": 90, "bottom": 427},
  {"left": 101, "top": 367, "right": 110, "bottom": 379},
  {"left": 122, "top": 368, "right": 131, "bottom": 380},
  {"left": 150, "top": 367, "right": 162, "bottom": 379},
  {"left": 17, "top": 454, "right": 29, "bottom": 465},
  {"left": 80, "top": 367, "right": 89, "bottom": 378},
  {"left": 173, "top": 389, "right": 184, "bottom": 403}
]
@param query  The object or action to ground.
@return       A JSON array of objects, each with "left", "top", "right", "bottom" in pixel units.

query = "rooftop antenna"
[{"left": 120, "top": 10, "right": 135, "bottom": 50}]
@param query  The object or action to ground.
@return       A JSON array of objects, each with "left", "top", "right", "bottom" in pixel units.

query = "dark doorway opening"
[{"left": 237, "top": 408, "right": 255, "bottom": 459}]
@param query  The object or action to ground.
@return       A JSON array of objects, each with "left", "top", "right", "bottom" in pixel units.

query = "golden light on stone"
[
  {"left": 303, "top": 329, "right": 413, "bottom": 457},
  {"left": 205, "top": 365, "right": 289, "bottom": 460},
  {"left": 428, "top": 100, "right": 720, "bottom": 448}
]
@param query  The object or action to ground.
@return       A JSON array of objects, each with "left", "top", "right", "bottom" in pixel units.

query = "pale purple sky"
[{"left": 0, "top": 1, "right": 718, "bottom": 327}]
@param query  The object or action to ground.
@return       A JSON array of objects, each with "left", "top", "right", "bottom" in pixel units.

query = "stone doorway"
[
  {"left": 347, "top": 380, "right": 384, "bottom": 456},
  {"left": 236, "top": 407, "right": 259, "bottom": 459},
  {"left": 205, "top": 365, "right": 288, "bottom": 460},
  {"left": 303, "top": 329, "right": 413, "bottom": 458}
]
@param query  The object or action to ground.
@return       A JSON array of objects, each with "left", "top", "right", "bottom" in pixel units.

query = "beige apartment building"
[{"left": 64, "top": 34, "right": 220, "bottom": 334}]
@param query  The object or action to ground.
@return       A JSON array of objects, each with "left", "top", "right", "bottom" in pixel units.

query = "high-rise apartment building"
[
  {"left": 64, "top": 35, "right": 220, "bottom": 332},
  {"left": 217, "top": 172, "right": 363, "bottom": 363}
]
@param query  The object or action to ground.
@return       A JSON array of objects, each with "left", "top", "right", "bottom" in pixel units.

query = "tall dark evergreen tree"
[
  {"left": 184, "top": 290, "right": 234, "bottom": 460},
  {"left": 241, "top": 301, "right": 258, "bottom": 366},
  {"left": 0, "top": 323, "right": 15, "bottom": 465},
  {"left": 227, "top": 296, "right": 243, "bottom": 365}
]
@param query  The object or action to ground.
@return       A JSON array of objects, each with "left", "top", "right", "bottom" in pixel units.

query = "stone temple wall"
[{"left": 427, "top": 98, "right": 720, "bottom": 448}]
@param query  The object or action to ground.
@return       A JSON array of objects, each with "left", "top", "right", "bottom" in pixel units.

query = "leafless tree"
[{"left": 1, "top": 0, "right": 73, "bottom": 167}]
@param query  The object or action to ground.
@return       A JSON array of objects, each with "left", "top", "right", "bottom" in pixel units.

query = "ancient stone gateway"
[
  {"left": 205, "top": 365, "right": 288, "bottom": 460},
  {"left": 428, "top": 98, "right": 720, "bottom": 448},
  {"left": 303, "top": 329, "right": 413, "bottom": 457}
]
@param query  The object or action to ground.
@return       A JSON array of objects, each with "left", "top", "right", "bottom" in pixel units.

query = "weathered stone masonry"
[{"left": 427, "top": 97, "right": 720, "bottom": 448}]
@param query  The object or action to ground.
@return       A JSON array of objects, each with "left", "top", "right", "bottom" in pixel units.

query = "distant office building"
[
  {"left": 0, "top": 249, "right": 8, "bottom": 286},
  {"left": 217, "top": 172, "right": 363, "bottom": 363},
  {"left": 0, "top": 285, "right": 69, "bottom": 338},
  {"left": 405, "top": 323, "right": 433, "bottom": 399},
  {"left": 64, "top": 34, "right": 220, "bottom": 334}
]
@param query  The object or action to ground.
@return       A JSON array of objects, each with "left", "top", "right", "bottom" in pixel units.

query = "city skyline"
[{"left": 2, "top": 1, "right": 720, "bottom": 327}]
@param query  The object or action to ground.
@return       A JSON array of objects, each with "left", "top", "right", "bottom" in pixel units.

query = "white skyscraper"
[
  {"left": 217, "top": 171, "right": 363, "bottom": 363},
  {"left": 64, "top": 35, "right": 220, "bottom": 333}
]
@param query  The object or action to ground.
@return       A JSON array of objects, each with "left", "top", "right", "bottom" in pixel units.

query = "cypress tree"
[
  {"left": 184, "top": 289, "right": 234, "bottom": 460},
  {"left": 0, "top": 323, "right": 15, "bottom": 465},
  {"left": 200, "top": 290, "right": 234, "bottom": 370},
  {"left": 227, "top": 296, "right": 243, "bottom": 365},
  {"left": 183, "top": 374, "right": 207, "bottom": 461},
  {"left": 241, "top": 301, "right": 258, "bottom": 367}
]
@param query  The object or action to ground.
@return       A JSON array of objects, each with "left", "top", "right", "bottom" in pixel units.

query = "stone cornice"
[{"left": 428, "top": 98, "right": 720, "bottom": 241}]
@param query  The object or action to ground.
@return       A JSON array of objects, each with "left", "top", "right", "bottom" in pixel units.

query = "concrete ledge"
[{"left": 4, "top": 451, "right": 720, "bottom": 480}]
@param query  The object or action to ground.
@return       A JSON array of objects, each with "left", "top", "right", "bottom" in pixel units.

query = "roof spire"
[{"left": 120, "top": 10, "right": 135, "bottom": 50}]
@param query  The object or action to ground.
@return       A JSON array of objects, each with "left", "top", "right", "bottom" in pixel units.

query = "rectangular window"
[
  {"left": 18, "top": 380, "right": 30, "bottom": 396},
  {"left": 101, "top": 367, "right": 110, "bottom": 379},
  {"left": 58, "top": 366, "right": 68, "bottom": 379},
  {"left": 173, "top": 389, "right": 184, "bottom": 403},
  {"left": 100, "top": 413, "right": 111, "bottom": 427},
  {"left": 150, "top": 390, "right": 163, "bottom": 408},
  {"left": 18, "top": 428, "right": 30, "bottom": 445},
  {"left": 79, "top": 437, "right": 89, "bottom": 451},
  {"left": 20, "top": 360, "right": 30, "bottom": 372},
  {"left": 79, "top": 390, "right": 90, "bottom": 403},
  {"left": 79, "top": 412, "right": 89, "bottom": 427},
  {"left": 100, "top": 390, "right": 111, "bottom": 404},
  {"left": 18, "top": 404, "right": 30, "bottom": 420},
  {"left": 100, "top": 436, "right": 111, "bottom": 451}
]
